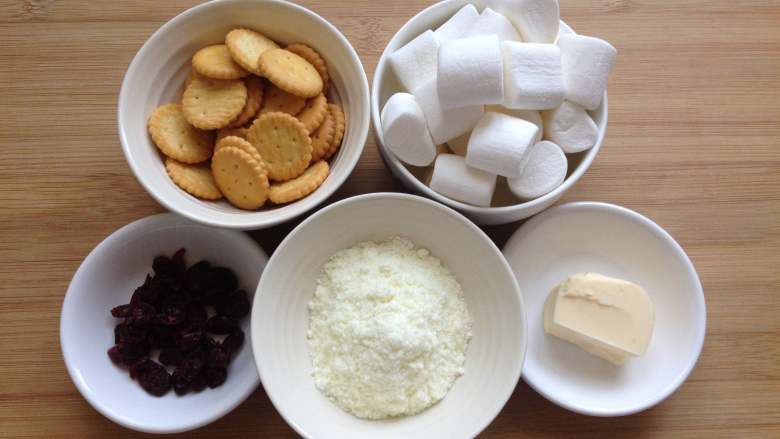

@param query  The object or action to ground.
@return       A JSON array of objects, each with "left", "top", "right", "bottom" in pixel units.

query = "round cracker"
[
  {"left": 225, "top": 28, "right": 279, "bottom": 75},
  {"left": 192, "top": 44, "right": 249, "bottom": 79},
  {"left": 296, "top": 93, "right": 327, "bottom": 133},
  {"left": 260, "top": 83, "right": 307, "bottom": 116},
  {"left": 211, "top": 146, "right": 269, "bottom": 210},
  {"left": 324, "top": 103, "right": 345, "bottom": 160},
  {"left": 310, "top": 109, "right": 335, "bottom": 162},
  {"left": 215, "top": 135, "right": 263, "bottom": 166},
  {"left": 258, "top": 48, "right": 323, "bottom": 98},
  {"left": 286, "top": 43, "right": 330, "bottom": 94},
  {"left": 148, "top": 103, "right": 214, "bottom": 164},
  {"left": 165, "top": 158, "right": 223, "bottom": 200},
  {"left": 246, "top": 112, "right": 312, "bottom": 182},
  {"left": 216, "top": 126, "right": 248, "bottom": 142},
  {"left": 227, "top": 75, "right": 264, "bottom": 128},
  {"left": 269, "top": 160, "right": 329, "bottom": 204},
  {"left": 183, "top": 72, "right": 247, "bottom": 130}
]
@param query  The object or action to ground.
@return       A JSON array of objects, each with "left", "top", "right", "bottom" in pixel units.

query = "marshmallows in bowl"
[{"left": 380, "top": 0, "right": 616, "bottom": 207}]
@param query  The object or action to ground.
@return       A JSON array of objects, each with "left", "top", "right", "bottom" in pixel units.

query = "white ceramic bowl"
[
  {"left": 371, "top": 0, "right": 607, "bottom": 225},
  {"left": 502, "top": 202, "right": 706, "bottom": 416},
  {"left": 119, "top": 0, "right": 370, "bottom": 230},
  {"left": 60, "top": 213, "right": 267, "bottom": 433},
  {"left": 252, "top": 193, "right": 526, "bottom": 438}
]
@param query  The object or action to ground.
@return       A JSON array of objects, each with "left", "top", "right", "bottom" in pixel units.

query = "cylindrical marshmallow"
[
  {"left": 430, "top": 154, "right": 497, "bottom": 207},
  {"left": 558, "top": 34, "right": 617, "bottom": 110},
  {"left": 462, "top": 8, "right": 522, "bottom": 42},
  {"left": 488, "top": 0, "right": 560, "bottom": 43},
  {"left": 381, "top": 92, "right": 438, "bottom": 167},
  {"left": 437, "top": 35, "right": 504, "bottom": 109},
  {"left": 508, "top": 140, "right": 567, "bottom": 199},
  {"left": 446, "top": 132, "right": 470, "bottom": 156},
  {"left": 542, "top": 101, "right": 598, "bottom": 153},
  {"left": 413, "top": 78, "right": 484, "bottom": 145},
  {"left": 485, "top": 105, "right": 544, "bottom": 143},
  {"left": 465, "top": 111, "right": 539, "bottom": 178},
  {"left": 388, "top": 30, "right": 440, "bottom": 93},
  {"left": 502, "top": 42, "right": 565, "bottom": 110},
  {"left": 434, "top": 4, "right": 480, "bottom": 42}
]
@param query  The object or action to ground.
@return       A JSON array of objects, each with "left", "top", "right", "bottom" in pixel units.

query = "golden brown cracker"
[
  {"left": 246, "top": 112, "right": 312, "bottom": 181},
  {"left": 310, "top": 109, "right": 334, "bottom": 162},
  {"left": 211, "top": 146, "right": 270, "bottom": 210},
  {"left": 225, "top": 28, "right": 279, "bottom": 75},
  {"left": 148, "top": 103, "right": 214, "bottom": 164},
  {"left": 216, "top": 126, "right": 248, "bottom": 142},
  {"left": 227, "top": 75, "right": 264, "bottom": 128},
  {"left": 215, "top": 135, "right": 263, "bottom": 165},
  {"left": 258, "top": 48, "right": 323, "bottom": 98},
  {"left": 296, "top": 93, "right": 327, "bottom": 133},
  {"left": 260, "top": 83, "right": 307, "bottom": 116},
  {"left": 285, "top": 43, "right": 330, "bottom": 94},
  {"left": 182, "top": 72, "right": 247, "bottom": 130},
  {"left": 324, "top": 103, "right": 345, "bottom": 160},
  {"left": 165, "top": 158, "right": 223, "bottom": 200},
  {"left": 192, "top": 44, "right": 249, "bottom": 79},
  {"left": 269, "top": 160, "right": 329, "bottom": 204}
]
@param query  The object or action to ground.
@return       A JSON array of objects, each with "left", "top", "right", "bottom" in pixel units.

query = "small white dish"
[
  {"left": 502, "top": 202, "right": 706, "bottom": 416},
  {"left": 119, "top": 0, "right": 370, "bottom": 230},
  {"left": 60, "top": 213, "right": 267, "bottom": 433},
  {"left": 371, "top": 0, "right": 607, "bottom": 225},
  {"left": 252, "top": 193, "right": 526, "bottom": 438}
]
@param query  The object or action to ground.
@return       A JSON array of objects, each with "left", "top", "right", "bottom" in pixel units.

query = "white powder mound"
[{"left": 307, "top": 237, "right": 473, "bottom": 419}]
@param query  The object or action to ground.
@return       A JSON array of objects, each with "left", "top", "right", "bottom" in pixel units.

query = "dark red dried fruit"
[
  {"left": 206, "top": 346, "right": 230, "bottom": 369},
  {"left": 156, "top": 306, "right": 186, "bottom": 326},
  {"left": 115, "top": 323, "right": 148, "bottom": 345},
  {"left": 187, "top": 303, "right": 208, "bottom": 328},
  {"left": 222, "top": 330, "right": 244, "bottom": 356},
  {"left": 215, "top": 290, "right": 250, "bottom": 320},
  {"left": 110, "top": 304, "right": 132, "bottom": 318},
  {"left": 205, "top": 368, "right": 227, "bottom": 388},
  {"left": 130, "top": 275, "right": 159, "bottom": 305},
  {"left": 172, "top": 370, "right": 190, "bottom": 396},
  {"left": 129, "top": 357, "right": 153, "bottom": 380},
  {"left": 205, "top": 315, "right": 236, "bottom": 334},
  {"left": 175, "top": 328, "right": 205, "bottom": 352},
  {"left": 158, "top": 348, "right": 184, "bottom": 367},
  {"left": 138, "top": 361, "right": 171, "bottom": 396},
  {"left": 149, "top": 325, "right": 176, "bottom": 349},
  {"left": 126, "top": 302, "right": 156, "bottom": 326},
  {"left": 117, "top": 341, "right": 150, "bottom": 366},
  {"left": 107, "top": 345, "right": 122, "bottom": 364},
  {"left": 176, "top": 352, "right": 205, "bottom": 382},
  {"left": 190, "top": 372, "right": 207, "bottom": 392}
]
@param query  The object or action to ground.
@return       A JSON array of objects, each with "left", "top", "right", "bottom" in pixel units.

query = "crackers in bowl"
[{"left": 148, "top": 29, "right": 345, "bottom": 211}]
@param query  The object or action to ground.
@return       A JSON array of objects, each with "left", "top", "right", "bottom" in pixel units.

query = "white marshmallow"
[
  {"left": 542, "top": 101, "right": 598, "bottom": 153},
  {"left": 381, "top": 93, "right": 438, "bottom": 167},
  {"left": 502, "top": 42, "right": 564, "bottom": 110},
  {"left": 485, "top": 105, "right": 543, "bottom": 143},
  {"left": 558, "top": 34, "right": 617, "bottom": 110},
  {"left": 488, "top": 0, "right": 560, "bottom": 43},
  {"left": 446, "top": 132, "right": 470, "bottom": 156},
  {"left": 437, "top": 35, "right": 504, "bottom": 109},
  {"left": 466, "top": 111, "right": 538, "bottom": 178},
  {"left": 434, "top": 4, "right": 480, "bottom": 41},
  {"left": 462, "top": 8, "right": 522, "bottom": 42},
  {"left": 414, "top": 78, "right": 484, "bottom": 145},
  {"left": 388, "top": 30, "right": 440, "bottom": 93},
  {"left": 508, "top": 140, "right": 567, "bottom": 199},
  {"left": 430, "top": 154, "right": 496, "bottom": 207}
]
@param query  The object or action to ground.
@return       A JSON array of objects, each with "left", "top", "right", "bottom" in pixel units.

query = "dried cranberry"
[
  {"left": 205, "top": 368, "right": 227, "bottom": 388},
  {"left": 127, "top": 303, "right": 156, "bottom": 326},
  {"left": 114, "top": 323, "right": 147, "bottom": 344},
  {"left": 130, "top": 275, "right": 159, "bottom": 305},
  {"left": 174, "top": 328, "right": 204, "bottom": 352},
  {"left": 149, "top": 325, "right": 176, "bottom": 349},
  {"left": 117, "top": 341, "right": 150, "bottom": 366},
  {"left": 110, "top": 304, "right": 132, "bottom": 318},
  {"left": 186, "top": 303, "right": 208, "bottom": 328},
  {"left": 172, "top": 370, "right": 190, "bottom": 396},
  {"left": 190, "top": 372, "right": 207, "bottom": 392},
  {"left": 176, "top": 353, "right": 205, "bottom": 382},
  {"left": 158, "top": 348, "right": 184, "bottom": 367},
  {"left": 206, "top": 346, "right": 230, "bottom": 369},
  {"left": 222, "top": 330, "right": 244, "bottom": 356},
  {"left": 202, "top": 267, "right": 238, "bottom": 303},
  {"left": 107, "top": 345, "right": 122, "bottom": 364},
  {"left": 155, "top": 306, "right": 186, "bottom": 326},
  {"left": 215, "top": 290, "right": 250, "bottom": 320},
  {"left": 205, "top": 316, "right": 235, "bottom": 334},
  {"left": 138, "top": 362, "right": 171, "bottom": 396},
  {"left": 129, "top": 357, "right": 153, "bottom": 380},
  {"left": 199, "top": 335, "right": 218, "bottom": 351}
]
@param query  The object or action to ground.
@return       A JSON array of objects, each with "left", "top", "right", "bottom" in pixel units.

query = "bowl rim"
[
  {"left": 370, "top": 0, "right": 607, "bottom": 216},
  {"left": 59, "top": 212, "right": 267, "bottom": 433},
  {"left": 251, "top": 192, "right": 528, "bottom": 438},
  {"left": 118, "top": 0, "right": 370, "bottom": 230},
  {"left": 503, "top": 201, "right": 707, "bottom": 417}
]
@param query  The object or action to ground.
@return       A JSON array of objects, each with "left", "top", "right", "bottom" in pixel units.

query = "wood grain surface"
[{"left": 1, "top": 0, "right": 779, "bottom": 437}]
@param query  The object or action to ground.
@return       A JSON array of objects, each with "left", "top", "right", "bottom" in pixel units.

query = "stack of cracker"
[{"left": 148, "top": 28, "right": 345, "bottom": 210}]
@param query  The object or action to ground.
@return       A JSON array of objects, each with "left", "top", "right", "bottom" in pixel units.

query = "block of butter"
[{"left": 543, "top": 272, "right": 655, "bottom": 365}]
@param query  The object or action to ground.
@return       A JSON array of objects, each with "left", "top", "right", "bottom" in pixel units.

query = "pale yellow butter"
[{"left": 543, "top": 272, "right": 655, "bottom": 366}]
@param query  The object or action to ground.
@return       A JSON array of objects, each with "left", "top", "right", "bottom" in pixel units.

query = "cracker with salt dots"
[
  {"left": 225, "top": 28, "right": 279, "bottom": 75},
  {"left": 285, "top": 43, "right": 330, "bottom": 94},
  {"left": 227, "top": 75, "right": 264, "bottom": 128},
  {"left": 165, "top": 158, "right": 223, "bottom": 200},
  {"left": 192, "top": 44, "right": 249, "bottom": 79},
  {"left": 246, "top": 112, "right": 312, "bottom": 181},
  {"left": 216, "top": 126, "right": 248, "bottom": 142},
  {"left": 260, "top": 83, "right": 307, "bottom": 116},
  {"left": 296, "top": 93, "right": 327, "bottom": 133},
  {"left": 269, "top": 160, "right": 329, "bottom": 204},
  {"left": 258, "top": 48, "right": 323, "bottom": 98},
  {"left": 324, "top": 103, "right": 345, "bottom": 160},
  {"left": 211, "top": 146, "right": 269, "bottom": 210},
  {"left": 183, "top": 72, "right": 247, "bottom": 130},
  {"left": 310, "top": 109, "right": 335, "bottom": 162},
  {"left": 148, "top": 103, "right": 214, "bottom": 164},
  {"left": 216, "top": 135, "right": 264, "bottom": 166}
]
